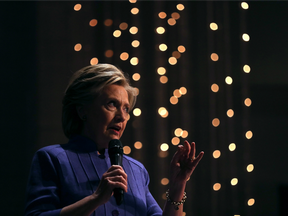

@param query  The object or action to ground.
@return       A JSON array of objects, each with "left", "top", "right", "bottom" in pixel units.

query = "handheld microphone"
[{"left": 108, "top": 139, "right": 124, "bottom": 205}]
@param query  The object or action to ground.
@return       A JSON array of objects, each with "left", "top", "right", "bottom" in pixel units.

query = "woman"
[{"left": 25, "top": 63, "right": 204, "bottom": 216}]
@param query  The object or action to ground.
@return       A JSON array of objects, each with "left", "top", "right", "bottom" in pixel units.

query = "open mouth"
[{"left": 108, "top": 126, "right": 121, "bottom": 132}]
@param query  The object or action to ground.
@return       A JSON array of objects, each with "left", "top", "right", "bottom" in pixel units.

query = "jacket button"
[{"left": 112, "top": 210, "right": 119, "bottom": 216}]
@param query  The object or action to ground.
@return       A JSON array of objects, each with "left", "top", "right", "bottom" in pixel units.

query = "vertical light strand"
[
  {"left": 240, "top": 1, "right": 252, "bottom": 214},
  {"left": 207, "top": 1, "right": 218, "bottom": 215},
  {"left": 154, "top": 1, "right": 169, "bottom": 206},
  {"left": 223, "top": 2, "right": 239, "bottom": 212}
]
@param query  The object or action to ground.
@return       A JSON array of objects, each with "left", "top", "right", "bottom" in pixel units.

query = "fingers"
[{"left": 102, "top": 165, "right": 128, "bottom": 192}]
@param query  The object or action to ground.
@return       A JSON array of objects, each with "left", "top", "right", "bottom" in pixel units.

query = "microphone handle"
[{"left": 114, "top": 188, "right": 124, "bottom": 205}]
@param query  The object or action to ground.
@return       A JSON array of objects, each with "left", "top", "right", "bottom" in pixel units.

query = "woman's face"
[{"left": 81, "top": 84, "right": 130, "bottom": 149}]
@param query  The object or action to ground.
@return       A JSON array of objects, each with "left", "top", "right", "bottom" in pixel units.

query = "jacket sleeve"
[{"left": 24, "top": 149, "right": 62, "bottom": 216}]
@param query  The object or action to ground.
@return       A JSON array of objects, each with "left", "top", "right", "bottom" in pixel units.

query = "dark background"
[{"left": 0, "top": 1, "right": 287, "bottom": 215}]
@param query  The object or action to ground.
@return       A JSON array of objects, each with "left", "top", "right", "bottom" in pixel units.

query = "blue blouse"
[{"left": 24, "top": 135, "right": 163, "bottom": 216}]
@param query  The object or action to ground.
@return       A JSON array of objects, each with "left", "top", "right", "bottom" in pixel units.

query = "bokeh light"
[
  {"left": 119, "top": 22, "right": 128, "bottom": 30},
  {"left": 133, "top": 108, "right": 141, "bottom": 116},
  {"left": 213, "top": 150, "right": 221, "bottom": 159},
  {"left": 157, "top": 67, "right": 166, "bottom": 75},
  {"left": 160, "top": 143, "right": 169, "bottom": 151},
  {"left": 105, "top": 50, "right": 113, "bottom": 58},
  {"left": 172, "top": 51, "right": 181, "bottom": 59},
  {"left": 170, "top": 96, "right": 178, "bottom": 105},
  {"left": 229, "top": 143, "right": 236, "bottom": 151},
  {"left": 104, "top": 19, "right": 113, "bottom": 26},
  {"left": 244, "top": 98, "right": 252, "bottom": 107},
  {"left": 130, "top": 57, "right": 139, "bottom": 65},
  {"left": 247, "top": 164, "right": 254, "bottom": 172},
  {"left": 90, "top": 57, "right": 98, "bottom": 65},
  {"left": 231, "top": 178, "right": 238, "bottom": 186},
  {"left": 168, "top": 57, "right": 177, "bottom": 65},
  {"left": 242, "top": 33, "right": 250, "bottom": 41},
  {"left": 129, "top": 0, "right": 137, "bottom": 3},
  {"left": 210, "top": 22, "right": 218, "bottom": 30},
  {"left": 74, "top": 4, "right": 81, "bottom": 11},
  {"left": 113, "top": 30, "right": 121, "bottom": 37},
  {"left": 171, "top": 12, "right": 180, "bottom": 20},
  {"left": 227, "top": 109, "right": 234, "bottom": 117},
  {"left": 213, "top": 183, "right": 221, "bottom": 191},
  {"left": 178, "top": 45, "right": 186, "bottom": 53},
  {"left": 211, "top": 83, "right": 219, "bottom": 92},
  {"left": 176, "top": 4, "right": 185, "bottom": 11},
  {"left": 129, "top": 26, "right": 138, "bottom": 34},
  {"left": 181, "top": 130, "right": 188, "bottom": 138},
  {"left": 131, "top": 40, "right": 140, "bottom": 48},
  {"left": 158, "top": 12, "right": 167, "bottom": 19},
  {"left": 243, "top": 64, "right": 251, "bottom": 73},
  {"left": 160, "top": 76, "right": 168, "bottom": 84},
  {"left": 161, "top": 178, "right": 169, "bottom": 185},
  {"left": 156, "top": 27, "right": 165, "bottom": 34},
  {"left": 241, "top": 2, "right": 249, "bottom": 9},
  {"left": 167, "top": 18, "right": 176, "bottom": 26},
  {"left": 248, "top": 198, "right": 255, "bottom": 206},
  {"left": 159, "top": 44, "right": 168, "bottom": 51},
  {"left": 132, "top": 73, "right": 141, "bottom": 81},
  {"left": 120, "top": 52, "right": 129, "bottom": 61},
  {"left": 174, "top": 128, "right": 183, "bottom": 137},
  {"left": 245, "top": 130, "right": 253, "bottom": 139},
  {"left": 179, "top": 87, "right": 187, "bottom": 95},
  {"left": 134, "top": 141, "right": 142, "bottom": 149},
  {"left": 89, "top": 19, "right": 98, "bottom": 27},
  {"left": 74, "top": 43, "right": 82, "bottom": 51},
  {"left": 212, "top": 118, "right": 220, "bottom": 127},
  {"left": 158, "top": 107, "right": 168, "bottom": 118},
  {"left": 173, "top": 89, "right": 181, "bottom": 98},
  {"left": 211, "top": 53, "right": 219, "bottom": 61},
  {"left": 123, "top": 146, "right": 131, "bottom": 154},
  {"left": 131, "top": 7, "right": 139, "bottom": 15},
  {"left": 171, "top": 137, "right": 180, "bottom": 145},
  {"left": 225, "top": 76, "right": 233, "bottom": 85}
]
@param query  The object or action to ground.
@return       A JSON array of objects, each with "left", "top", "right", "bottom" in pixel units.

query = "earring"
[{"left": 82, "top": 116, "right": 87, "bottom": 121}]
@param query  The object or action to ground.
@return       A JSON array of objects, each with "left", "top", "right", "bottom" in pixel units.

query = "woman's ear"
[{"left": 76, "top": 105, "right": 87, "bottom": 121}]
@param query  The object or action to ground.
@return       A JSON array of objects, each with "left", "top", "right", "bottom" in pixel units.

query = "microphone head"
[{"left": 108, "top": 139, "right": 123, "bottom": 156}]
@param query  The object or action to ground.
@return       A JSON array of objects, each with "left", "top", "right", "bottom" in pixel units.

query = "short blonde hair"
[{"left": 62, "top": 63, "right": 137, "bottom": 138}]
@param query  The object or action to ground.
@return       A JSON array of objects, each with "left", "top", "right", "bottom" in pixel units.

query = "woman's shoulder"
[
  {"left": 123, "top": 155, "right": 146, "bottom": 170},
  {"left": 35, "top": 143, "right": 68, "bottom": 158}
]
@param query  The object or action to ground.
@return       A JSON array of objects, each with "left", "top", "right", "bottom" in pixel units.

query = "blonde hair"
[{"left": 62, "top": 63, "right": 137, "bottom": 138}]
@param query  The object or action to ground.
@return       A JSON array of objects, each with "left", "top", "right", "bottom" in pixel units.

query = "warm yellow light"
[
  {"left": 130, "top": 57, "right": 139, "bottom": 65},
  {"left": 229, "top": 143, "right": 236, "bottom": 151},
  {"left": 158, "top": 107, "right": 168, "bottom": 117},
  {"left": 172, "top": 51, "right": 181, "bottom": 59},
  {"left": 119, "top": 22, "right": 128, "bottom": 30},
  {"left": 171, "top": 12, "right": 180, "bottom": 20},
  {"left": 168, "top": 57, "right": 177, "bottom": 65},
  {"left": 211, "top": 83, "right": 219, "bottom": 92},
  {"left": 90, "top": 57, "right": 98, "bottom": 65},
  {"left": 213, "top": 183, "right": 221, "bottom": 191},
  {"left": 160, "top": 143, "right": 169, "bottom": 151},
  {"left": 171, "top": 137, "right": 180, "bottom": 145},
  {"left": 181, "top": 130, "right": 188, "bottom": 138},
  {"left": 211, "top": 53, "right": 219, "bottom": 61},
  {"left": 74, "top": 43, "right": 82, "bottom": 51},
  {"left": 212, "top": 118, "right": 220, "bottom": 127},
  {"left": 244, "top": 98, "right": 252, "bottom": 107},
  {"left": 158, "top": 12, "right": 167, "bottom": 19},
  {"left": 157, "top": 67, "right": 166, "bottom": 75},
  {"left": 227, "top": 109, "right": 234, "bottom": 117},
  {"left": 131, "top": 7, "right": 139, "bottom": 15},
  {"left": 74, "top": 4, "right": 82, "bottom": 11},
  {"left": 231, "top": 178, "right": 238, "bottom": 186},
  {"left": 133, "top": 108, "right": 141, "bottom": 116},
  {"left": 167, "top": 18, "right": 176, "bottom": 26},
  {"left": 241, "top": 2, "right": 249, "bottom": 9},
  {"left": 243, "top": 65, "right": 251, "bottom": 73},
  {"left": 248, "top": 198, "right": 255, "bottom": 206},
  {"left": 225, "top": 76, "right": 233, "bottom": 85},
  {"left": 113, "top": 30, "right": 121, "bottom": 37},
  {"left": 173, "top": 89, "right": 182, "bottom": 98},
  {"left": 104, "top": 19, "right": 113, "bottom": 27},
  {"left": 120, "top": 52, "right": 129, "bottom": 61},
  {"left": 245, "top": 130, "right": 253, "bottom": 139},
  {"left": 213, "top": 150, "right": 221, "bottom": 159},
  {"left": 105, "top": 50, "right": 113, "bottom": 58},
  {"left": 161, "top": 178, "right": 169, "bottom": 185},
  {"left": 134, "top": 141, "right": 142, "bottom": 149},
  {"left": 170, "top": 96, "right": 178, "bottom": 105},
  {"left": 178, "top": 45, "right": 186, "bottom": 53},
  {"left": 156, "top": 27, "right": 165, "bottom": 34},
  {"left": 89, "top": 19, "right": 98, "bottom": 27},
  {"left": 123, "top": 146, "right": 131, "bottom": 154},
  {"left": 174, "top": 128, "right": 183, "bottom": 137},
  {"left": 160, "top": 76, "right": 168, "bottom": 84},
  {"left": 242, "top": 33, "right": 250, "bottom": 41},
  {"left": 132, "top": 73, "right": 141, "bottom": 81},
  {"left": 131, "top": 40, "right": 140, "bottom": 48},
  {"left": 247, "top": 164, "right": 254, "bottom": 172},
  {"left": 176, "top": 4, "right": 185, "bottom": 11},
  {"left": 129, "top": 0, "right": 137, "bottom": 3},
  {"left": 179, "top": 87, "right": 187, "bottom": 95},
  {"left": 129, "top": 26, "right": 138, "bottom": 34},
  {"left": 210, "top": 22, "right": 218, "bottom": 31},
  {"left": 159, "top": 44, "right": 168, "bottom": 51}
]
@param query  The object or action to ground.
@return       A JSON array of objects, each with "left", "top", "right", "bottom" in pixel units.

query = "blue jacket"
[{"left": 25, "top": 135, "right": 162, "bottom": 216}]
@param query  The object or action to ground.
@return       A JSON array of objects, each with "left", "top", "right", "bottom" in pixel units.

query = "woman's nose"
[{"left": 115, "top": 108, "right": 126, "bottom": 122}]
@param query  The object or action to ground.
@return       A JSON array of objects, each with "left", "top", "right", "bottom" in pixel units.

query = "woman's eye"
[
  {"left": 108, "top": 101, "right": 116, "bottom": 107},
  {"left": 124, "top": 107, "right": 129, "bottom": 113}
]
